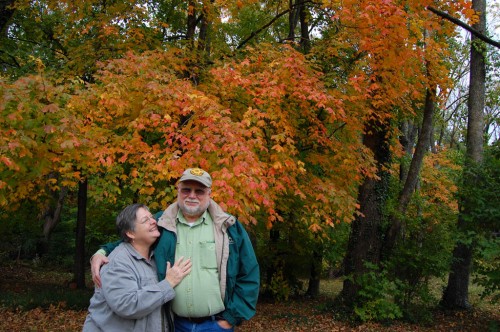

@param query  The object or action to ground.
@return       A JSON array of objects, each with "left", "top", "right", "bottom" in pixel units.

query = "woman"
[{"left": 83, "top": 203, "right": 191, "bottom": 331}]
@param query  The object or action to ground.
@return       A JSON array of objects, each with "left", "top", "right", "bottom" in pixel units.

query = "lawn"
[{"left": 0, "top": 263, "right": 498, "bottom": 331}]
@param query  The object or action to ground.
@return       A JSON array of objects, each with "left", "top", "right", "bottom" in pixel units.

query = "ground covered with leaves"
[{"left": 0, "top": 264, "right": 498, "bottom": 331}]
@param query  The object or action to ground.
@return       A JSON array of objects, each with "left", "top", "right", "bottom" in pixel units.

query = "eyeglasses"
[
  {"left": 179, "top": 187, "right": 209, "bottom": 197},
  {"left": 138, "top": 214, "right": 155, "bottom": 225}
]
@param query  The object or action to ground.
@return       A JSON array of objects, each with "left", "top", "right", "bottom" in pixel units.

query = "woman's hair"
[{"left": 116, "top": 203, "right": 148, "bottom": 242}]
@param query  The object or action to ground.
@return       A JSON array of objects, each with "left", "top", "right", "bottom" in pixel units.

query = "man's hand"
[
  {"left": 91, "top": 253, "right": 109, "bottom": 288},
  {"left": 165, "top": 257, "right": 192, "bottom": 288},
  {"left": 217, "top": 320, "right": 233, "bottom": 329}
]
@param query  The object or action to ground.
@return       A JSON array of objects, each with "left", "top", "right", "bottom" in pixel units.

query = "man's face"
[{"left": 177, "top": 180, "right": 211, "bottom": 220}]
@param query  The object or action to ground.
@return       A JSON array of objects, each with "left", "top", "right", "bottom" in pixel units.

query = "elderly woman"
[{"left": 83, "top": 203, "right": 191, "bottom": 331}]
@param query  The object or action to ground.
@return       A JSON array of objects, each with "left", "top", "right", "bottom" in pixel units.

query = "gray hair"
[{"left": 116, "top": 203, "right": 148, "bottom": 242}]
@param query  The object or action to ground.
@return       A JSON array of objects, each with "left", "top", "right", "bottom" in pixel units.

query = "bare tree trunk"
[
  {"left": 74, "top": 178, "right": 88, "bottom": 289},
  {"left": 442, "top": 0, "right": 486, "bottom": 309}
]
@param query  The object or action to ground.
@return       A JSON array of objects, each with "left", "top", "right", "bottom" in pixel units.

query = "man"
[{"left": 91, "top": 168, "right": 260, "bottom": 331}]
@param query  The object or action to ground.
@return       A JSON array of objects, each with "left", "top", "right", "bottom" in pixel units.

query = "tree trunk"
[
  {"left": 287, "top": 0, "right": 299, "bottom": 41},
  {"left": 299, "top": 2, "right": 310, "bottom": 53},
  {"left": 265, "top": 228, "right": 280, "bottom": 295},
  {"left": 384, "top": 83, "right": 437, "bottom": 254},
  {"left": 441, "top": 0, "right": 486, "bottom": 309},
  {"left": 186, "top": 1, "right": 197, "bottom": 48},
  {"left": 306, "top": 245, "right": 322, "bottom": 298},
  {"left": 74, "top": 178, "right": 88, "bottom": 289},
  {"left": 42, "top": 185, "right": 68, "bottom": 240},
  {"left": 340, "top": 118, "right": 390, "bottom": 306},
  {"left": 197, "top": 1, "right": 213, "bottom": 53},
  {"left": 399, "top": 120, "right": 418, "bottom": 184}
]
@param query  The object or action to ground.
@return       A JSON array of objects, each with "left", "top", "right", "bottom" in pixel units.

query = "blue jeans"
[{"left": 174, "top": 316, "right": 234, "bottom": 332}]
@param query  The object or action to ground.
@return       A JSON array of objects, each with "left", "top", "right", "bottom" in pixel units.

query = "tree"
[
  {"left": 442, "top": 0, "right": 487, "bottom": 309},
  {"left": 2, "top": 1, "right": 494, "bottom": 306}
]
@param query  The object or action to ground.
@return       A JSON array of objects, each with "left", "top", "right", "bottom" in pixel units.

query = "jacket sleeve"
[
  {"left": 221, "top": 221, "right": 260, "bottom": 326},
  {"left": 100, "top": 240, "right": 122, "bottom": 255}
]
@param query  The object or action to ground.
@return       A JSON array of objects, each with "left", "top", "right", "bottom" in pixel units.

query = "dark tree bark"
[
  {"left": 287, "top": 0, "right": 300, "bottom": 41},
  {"left": 74, "top": 178, "right": 88, "bottom": 289},
  {"left": 441, "top": 0, "right": 486, "bottom": 310},
  {"left": 186, "top": 1, "right": 197, "bottom": 48},
  {"left": 299, "top": 1, "right": 310, "bottom": 53},
  {"left": 265, "top": 228, "right": 280, "bottom": 293},
  {"left": 340, "top": 118, "right": 390, "bottom": 306},
  {"left": 197, "top": 0, "right": 214, "bottom": 54},
  {"left": 306, "top": 244, "right": 322, "bottom": 298}
]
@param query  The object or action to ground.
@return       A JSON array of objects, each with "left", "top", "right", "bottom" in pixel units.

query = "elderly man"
[{"left": 91, "top": 168, "right": 260, "bottom": 331}]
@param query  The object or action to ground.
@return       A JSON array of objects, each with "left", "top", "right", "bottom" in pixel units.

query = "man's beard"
[{"left": 180, "top": 200, "right": 209, "bottom": 218}]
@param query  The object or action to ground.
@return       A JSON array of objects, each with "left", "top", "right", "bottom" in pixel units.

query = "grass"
[{"left": 0, "top": 262, "right": 94, "bottom": 311}]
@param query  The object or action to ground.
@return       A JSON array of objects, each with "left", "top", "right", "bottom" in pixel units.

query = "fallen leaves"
[{"left": 0, "top": 297, "right": 497, "bottom": 331}]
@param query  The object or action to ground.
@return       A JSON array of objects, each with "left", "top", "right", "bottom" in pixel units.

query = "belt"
[{"left": 175, "top": 314, "right": 217, "bottom": 324}]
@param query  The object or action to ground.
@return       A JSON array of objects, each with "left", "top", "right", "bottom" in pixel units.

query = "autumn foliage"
[{"left": 1, "top": 0, "right": 498, "bottom": 325}]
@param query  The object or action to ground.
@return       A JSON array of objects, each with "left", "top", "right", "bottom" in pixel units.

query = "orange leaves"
[{"left": 0, "top": 73, "right": 87, "bottom": 208}]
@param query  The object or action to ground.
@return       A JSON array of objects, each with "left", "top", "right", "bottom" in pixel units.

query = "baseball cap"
[{"left": 179, "top": 168, "right": 212, "bottom": 187}]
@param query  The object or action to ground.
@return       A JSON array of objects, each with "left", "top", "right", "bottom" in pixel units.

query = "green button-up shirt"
[{"left": 172, "top": 210, "right": 225, "bottom": 317}]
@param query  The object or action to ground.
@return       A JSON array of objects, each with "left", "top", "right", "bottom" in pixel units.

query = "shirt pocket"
[{"left": 199, "top": 241, "right": 217, "bottom": 269}]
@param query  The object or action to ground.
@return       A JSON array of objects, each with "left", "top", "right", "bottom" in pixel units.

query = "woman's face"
[{"left": 130, "top": 207, "right": 160, "bottom": 245}]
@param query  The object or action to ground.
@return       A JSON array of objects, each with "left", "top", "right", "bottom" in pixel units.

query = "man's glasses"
[{"left": 179, "top": 187, "right": 209, "bottom": 197}]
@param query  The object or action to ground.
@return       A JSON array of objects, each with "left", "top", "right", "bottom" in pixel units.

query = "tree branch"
[
  {"left": 426, "top": 6, "right": 500, "bottom": 49},
  {"left": 237, "top": 0, "right": 314, "bottom": 50},
  {"left": 237, "top": 8, "right": 290, "bottom": 50}
]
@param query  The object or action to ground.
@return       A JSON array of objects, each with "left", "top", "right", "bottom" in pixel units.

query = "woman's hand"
[{"left": 165, "top": 256, "right": 192, "bottom": 287}]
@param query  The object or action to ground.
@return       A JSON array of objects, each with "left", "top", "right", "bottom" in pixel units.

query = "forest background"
[{"left": 1, "top": 0, "right": 499, "bottom": 330}]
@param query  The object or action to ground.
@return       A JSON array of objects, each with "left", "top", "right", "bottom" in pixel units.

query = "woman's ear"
[{"left": 126, "top": 230, "right": 135, "bottom": 242}]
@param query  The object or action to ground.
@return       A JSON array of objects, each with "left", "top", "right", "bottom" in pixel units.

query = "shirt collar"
[
  {"left": 176, "top": 209, "right": 209, "bottom": 226},
  {"left": 124, "top": 242, "right": 155, "bottom": 262}
]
